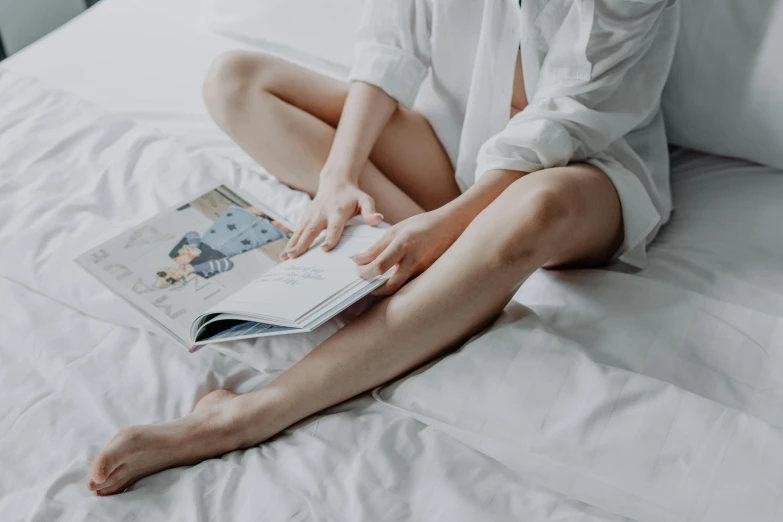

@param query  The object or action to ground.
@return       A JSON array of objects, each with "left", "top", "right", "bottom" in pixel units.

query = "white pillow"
[
  {"left": 204, "top": 0, "right": 363, "bottom": 72},
  {"left": 662, "top": 0, "right": 783, "bottom": 170}
]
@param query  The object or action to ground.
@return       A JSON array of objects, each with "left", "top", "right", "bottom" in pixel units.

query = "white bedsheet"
[
  {"left": 379, "top": 270, "right": 783, "bottom": 522},
  {"left": 1, "top": 0, "right": 344, "bottom": 174},
  {"left": 7, "top": 0, "right": 782, "bottom": 314},
  {"left": 642, "top": 148, "right": 783, "bottom": 315},
  {"left": 3, "top": 0, "right": 783, "bottom": 520},
  {"left": 0, "top": 70, "right": 630, "bottom": 522}
]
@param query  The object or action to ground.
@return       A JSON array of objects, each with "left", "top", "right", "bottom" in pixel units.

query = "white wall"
[{"left": 0, "top": 0, "right": 84, "bottom": 55}]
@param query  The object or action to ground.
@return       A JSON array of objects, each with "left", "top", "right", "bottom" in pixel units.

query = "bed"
[{"left": 1, "top": 0, "right": 782, "bottom": 521}]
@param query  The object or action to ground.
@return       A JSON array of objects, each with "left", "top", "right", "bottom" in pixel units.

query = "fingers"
[
  {"left": 351, "top": 233, "right": 393, "bottom": 266},
  {"left": 359, "top": 195, "right": 384, "bottom": 226},
  {"left": 372, "top": 256, "right": 415, "bottom": 296},
  {"left": 280, "top": 212, "right": 326, "bottom": 260},
  {"left": 288, "top": 221, "right": 326, "bottom": 258},
  {"left": 281, "top": 190, "right": 382, "bottom": 261},
  {"left": 281, "top": 217, "right": 308, "bottom": 258},
  {"left": 356, "top": 239, "right": 405, "bottom": 280},
  {"left": 322, "top": 208, "right": 353, "bottom": 252}
]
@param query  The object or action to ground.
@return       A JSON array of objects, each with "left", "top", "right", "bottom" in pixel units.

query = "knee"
[
  {"left": 481, "top": 181, "right": 574, "bottom": 269},
  {"left": 518, "top": 182, "right": 573, "bottom": 233},
  {"left": 202, "top": 51, "right": 277, "bottom": 126}
]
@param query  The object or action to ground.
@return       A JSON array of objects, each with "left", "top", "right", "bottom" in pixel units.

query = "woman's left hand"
[{"left": 352, "top": 210, "right": 463, "bottom": 296}]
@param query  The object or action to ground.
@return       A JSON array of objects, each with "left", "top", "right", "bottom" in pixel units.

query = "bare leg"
[
  {"left": 202, "top": 51, "right": 461, "bottom": 223},
  {"left": 87, "top": 164, "right": 623, "bottom": 495}
]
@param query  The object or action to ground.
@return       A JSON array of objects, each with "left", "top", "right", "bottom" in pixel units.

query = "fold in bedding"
[
  {"left": 3, "top": 274, "right": 633, "bottom": 522},
  {"left": 378, "top": 269, "right": 783, "bottom": 522},
  {"left": 3, "top": 65, "right": 783, "bottom": 521},
  {"left": 0, "top": 69, "right": 631, "bottom": 522}
]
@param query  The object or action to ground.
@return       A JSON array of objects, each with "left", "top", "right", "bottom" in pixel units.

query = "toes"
[
  {"left": 89, "top": 448, "right": 117, "bottom": 486},
  {"left": 96, "top": 480, "right": 128, "bottom": 496},
  {"left": 93, "top": 466, "right": 128, "bottom": 496},
  {"left": 88, "top": 427, "right": 142, "bottom": 489}
]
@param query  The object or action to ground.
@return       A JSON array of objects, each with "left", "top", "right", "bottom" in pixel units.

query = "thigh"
[
  {"left": 253, "top": 53, "right": 460, "bottom": 211},
  {"left": 483, "top": 164, "right": 624, "bottom": 269}
]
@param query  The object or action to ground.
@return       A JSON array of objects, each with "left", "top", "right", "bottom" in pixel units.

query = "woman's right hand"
[{"left": 281, "top": 180, "right": 383, "bottom": 260}]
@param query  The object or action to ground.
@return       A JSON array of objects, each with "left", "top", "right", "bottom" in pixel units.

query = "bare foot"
[{"left": 87, "top": 389, "right": 264, "bottom": 496}]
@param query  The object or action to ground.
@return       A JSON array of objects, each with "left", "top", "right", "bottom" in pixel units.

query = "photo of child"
[{"left": 155, "top": 204, "right": 292, "bottom": 288}]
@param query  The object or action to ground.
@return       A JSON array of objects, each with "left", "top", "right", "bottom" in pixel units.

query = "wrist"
[
  {"left": 320, "top": 158, "right": 362, "bottom": 185},
  {"left": 440, "top": 190, "right": 479, "bottom": 220},
  {"left": 432, "top": 201, "right": 473, "bottom": 239},
  {"left": 437, "top": 170, "right": 522, "bottom": 230}
]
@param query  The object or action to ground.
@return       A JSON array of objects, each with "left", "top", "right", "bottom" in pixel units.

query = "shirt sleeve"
[
  {"left": 348, "top": 0, "right": 433, "bottom": 107},
  {"left": 476, "top": 0, "right": 679, "bottom": 177}
]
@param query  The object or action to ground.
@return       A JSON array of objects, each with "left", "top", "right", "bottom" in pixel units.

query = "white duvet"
[
  {"left": 0, "top": 70, "right": 629, "bottom": 521},
  {"left": 3, "top": 31, "right": 783, "bottom": 522}
]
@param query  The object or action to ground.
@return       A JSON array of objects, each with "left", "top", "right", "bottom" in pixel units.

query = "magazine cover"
[{"left": 76, "top": 186, "right": 293, "bottom": 344}]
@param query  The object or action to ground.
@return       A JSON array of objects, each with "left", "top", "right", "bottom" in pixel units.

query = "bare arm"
[
  {"left": 437, "top": 169, "right": 526, "bottom": 232},
  {"left": 321, "top": 81, "right": 397, "bottom": 185},
  {"left": 282, "top": 81, "right": 397, "bottom": 257}
]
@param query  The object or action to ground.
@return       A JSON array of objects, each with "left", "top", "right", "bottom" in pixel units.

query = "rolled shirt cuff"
[
  {"left": 474, "top": 119, "right": 579, "bottom": 179},
  {"left": 348, "top": 42, "right": 428, "bottom": 108}
]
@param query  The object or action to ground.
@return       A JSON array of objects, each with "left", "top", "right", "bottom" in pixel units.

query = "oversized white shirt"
[{"left": 349, "top": 0, "right": 680, "bottom": 268}]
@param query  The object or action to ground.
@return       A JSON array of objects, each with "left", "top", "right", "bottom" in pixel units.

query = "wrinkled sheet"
[
  {"left": 378, "top": 270, "right": 783, "bottom": 522},
  {"left": 0, "top": 70, "right": 628, "bottom": 521},
  {"left": 3, "top": 0, "right": 783, "bottom": 520},
  {"left": 7, "top": 0, "right": 782, "bottom": 315},
  {"left": 1, "top": 0, "right": 345, "bottom": 174}
]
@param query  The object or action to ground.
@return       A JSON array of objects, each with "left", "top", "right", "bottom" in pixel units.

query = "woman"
[{"left": 88, "top": 0, "right": 678, "bottom": 495}]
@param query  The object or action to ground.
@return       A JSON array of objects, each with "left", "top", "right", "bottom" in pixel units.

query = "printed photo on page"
[{"left": 77, "top": 186, "right": 293, "bottom": 343}]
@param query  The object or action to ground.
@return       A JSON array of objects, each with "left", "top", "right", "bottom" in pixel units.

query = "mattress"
[{"left": 2, "top": 0, "right": 783, "bottom": 521}]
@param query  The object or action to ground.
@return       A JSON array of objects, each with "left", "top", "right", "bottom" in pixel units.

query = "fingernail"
[
  {"left": 321, "top": 243, "right": 330, "bottom": 251},
  {"left": 372, "top": 213, "right": 384, "bottom": 220}
]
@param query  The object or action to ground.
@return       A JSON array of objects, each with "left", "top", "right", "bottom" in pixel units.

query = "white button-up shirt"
[{"left": 349, "top": 0, "right": 680, "bottom": 268}]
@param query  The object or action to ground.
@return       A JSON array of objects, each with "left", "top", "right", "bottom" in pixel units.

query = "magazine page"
[
  {"left": 76, "top": 185, "right": 293, "bottom": 345},
  {"left": 202, "top": 224, "right": 386, "bottom": 325}
]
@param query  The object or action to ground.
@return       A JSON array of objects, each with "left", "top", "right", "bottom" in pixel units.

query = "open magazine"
[{"left": 76, "top": 185, "right": 389, "bottom": 350}]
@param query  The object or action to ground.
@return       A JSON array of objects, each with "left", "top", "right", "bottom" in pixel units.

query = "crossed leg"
[
  {"left": 87, "top": 53, "right": 623, "bottom": 495},
  {"left": 202, "top": 51, "right": 461, "bottom": 222}
]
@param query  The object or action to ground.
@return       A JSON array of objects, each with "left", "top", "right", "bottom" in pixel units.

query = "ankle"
[{"left": 226, "top": 387, "right": 291, "bottom": 449}]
